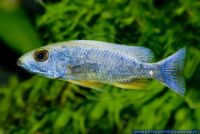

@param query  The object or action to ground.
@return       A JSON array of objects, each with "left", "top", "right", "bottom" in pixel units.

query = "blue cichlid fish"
[{"left": 17, "top": 40, "right": 186, "bottom": 95}]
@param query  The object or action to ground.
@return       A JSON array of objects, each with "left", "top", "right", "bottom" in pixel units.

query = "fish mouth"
[
  {"left": 17, "top": 60, "right": 47, "bottom": 75},
  {"left": 17, "top": 60, "right": 28, "bottom": 70},
  {"left": 17, "top": 60, "right": 22, "bottom": 66}
]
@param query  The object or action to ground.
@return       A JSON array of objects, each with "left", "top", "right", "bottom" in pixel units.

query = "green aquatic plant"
[{"left": 0, "top": 0, "right": 200, "bottom": 133}]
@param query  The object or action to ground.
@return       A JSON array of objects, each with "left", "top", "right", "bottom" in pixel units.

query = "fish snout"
[
  {"left": 17, "top": 60, "right": 26, "bottom": 69},
  {"left": 17, "top": 60, "right": 22, "bottom": 66}
]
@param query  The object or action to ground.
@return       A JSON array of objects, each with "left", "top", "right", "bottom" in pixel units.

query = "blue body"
[{"left": 18, "top": 40, "right": 186, "bottom": 95}]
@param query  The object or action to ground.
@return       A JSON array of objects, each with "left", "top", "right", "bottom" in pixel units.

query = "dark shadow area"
[{"left": 0, "top": 40, "right": 32, "bottom": 80}]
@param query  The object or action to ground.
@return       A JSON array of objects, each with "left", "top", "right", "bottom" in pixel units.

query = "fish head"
[{"left": 17, "top": 45, "right": 69, "bottom": 78}]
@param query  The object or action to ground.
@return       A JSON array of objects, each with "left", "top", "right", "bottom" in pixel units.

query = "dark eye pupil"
[
  {"left": 34, "top": 49, "right": 49, "bottom": 62},
  {"left": 37, "top": 53, "right": 45, "bottom": 60}
]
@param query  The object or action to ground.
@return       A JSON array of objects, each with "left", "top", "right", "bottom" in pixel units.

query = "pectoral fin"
[
  {"left": 67, "top": 63, "right": 99, "bottom": 78},
  {"left": 111, "top": 79, "right": 149, "bottom": 90}
]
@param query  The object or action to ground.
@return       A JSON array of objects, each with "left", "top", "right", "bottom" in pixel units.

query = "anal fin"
[
  {"left": 111, "top": 79, "right": 149, "bottom": 90},
  {"left": 68, "top": 80, "right": 104, "bottom": 89}
]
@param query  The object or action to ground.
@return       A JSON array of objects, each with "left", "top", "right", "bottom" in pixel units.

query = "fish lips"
[
  {"left": 17, "top": 60, "right": 32, "bottom": 73},
  {"left": 17, "top": 60, "right": 64, "bottom": 79},
  {"left": 17, "top": 60, "right": 27, "bottom": 69}
]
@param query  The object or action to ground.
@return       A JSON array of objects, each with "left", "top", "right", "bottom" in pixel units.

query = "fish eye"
[{"left": 33, "top": 49, "right": 49, "bottom": 62}]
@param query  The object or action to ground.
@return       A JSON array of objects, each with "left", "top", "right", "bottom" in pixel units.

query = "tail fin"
[{"left": 156, "top": 48, "right": 186, "bottom": 96}]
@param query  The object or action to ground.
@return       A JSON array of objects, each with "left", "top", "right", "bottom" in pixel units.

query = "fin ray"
[
  {"left": 68, "top": 80, "right": 104, "bottom": 89},
  {"left": 111, "top": 79, "right": 149, "bottom": 90},
  {"left": 111, "top": 45, "right": 154, "bottom": 62},
  {"left": 156, "top": 48, "right": 186, "bottom": 96}
]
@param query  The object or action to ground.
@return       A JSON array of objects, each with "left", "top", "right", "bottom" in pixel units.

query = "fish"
[{"left": 17, "top": 40, "right": 186, "bottom": 95}]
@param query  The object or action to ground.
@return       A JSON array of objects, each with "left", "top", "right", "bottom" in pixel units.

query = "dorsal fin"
[
  {"left": 110, "top": 45, "right": 154, "bottom": 62},
  {"left": 74, "top": 40, "right": 154, "bottom": 62}
]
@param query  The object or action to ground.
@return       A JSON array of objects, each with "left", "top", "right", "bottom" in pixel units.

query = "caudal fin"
[{"left": 157, "top": 48, "right": 186, "bottom": 96}]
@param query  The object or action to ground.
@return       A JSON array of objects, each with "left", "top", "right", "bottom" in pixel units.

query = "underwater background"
[{"left": 0, "top": 0, "right": 200, "bottom": 133}]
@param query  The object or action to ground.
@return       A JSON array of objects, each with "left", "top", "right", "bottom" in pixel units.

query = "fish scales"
[
  {"left": 61, "top": 44, "right": 156, "bottom": 82},
  {"left": 17, "top": 40, "right": 186, "bottom": 95}
]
